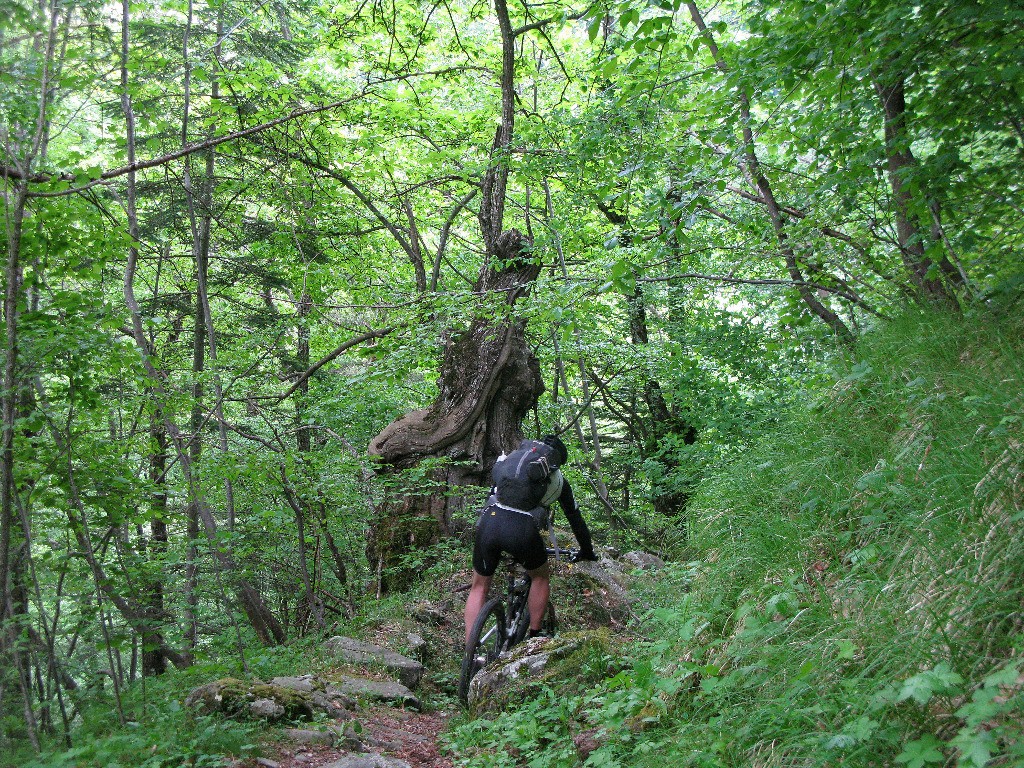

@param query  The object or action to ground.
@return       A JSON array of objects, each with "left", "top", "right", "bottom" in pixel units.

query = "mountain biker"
[{"left": 464, "top": 434, "right": 598, "bottom": 643}]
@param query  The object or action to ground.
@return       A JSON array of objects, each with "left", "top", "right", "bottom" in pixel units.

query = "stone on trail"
[
  {"left": 324, "top": 636, "right": 425, "bottom": 689},
  {"left": 249, "top": 698, "right": 286, "bottom": 720},
  {"left": 620, "top": 551, "right": 665, "bottom": 570},
  {"left": 184, "top": 678, "right": 319, "bottom": 721},
  {"left": 270, "top": 675, "right": 317, "bottom": 692},
  {"left": 467, "top": 630, "right": 614, "bottom": 714},
  {"left": 283, "top": 728, "right": 337, "bottom": 746},
  {"left": 323, "top": 755, "right": 413, "bottom": 768},
  {"left": 328, "top": 675, "right": 422, "bottom": 710}
]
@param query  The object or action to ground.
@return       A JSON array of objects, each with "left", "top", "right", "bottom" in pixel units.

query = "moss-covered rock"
[
  {"left": 467, "top": 629, "right": 616, "bottom": 715},
  {"left": 559, "top": 558, "right": 632, "bottom": 625},
  {"left": 183, "top": 677, "right": 319, "bottom": 722}
]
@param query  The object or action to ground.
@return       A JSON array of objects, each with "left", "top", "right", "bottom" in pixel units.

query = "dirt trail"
[{"left": 246, "top": 705, "right": 456, "bottom": 768}]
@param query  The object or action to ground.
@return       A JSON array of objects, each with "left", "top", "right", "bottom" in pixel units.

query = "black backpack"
[{"left": 491, "top": 439, "right": 560, "bottom": 511}]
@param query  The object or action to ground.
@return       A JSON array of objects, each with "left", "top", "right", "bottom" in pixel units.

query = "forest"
[{"left": 2, "top": 0, "right": 1023, "bottom": 765}]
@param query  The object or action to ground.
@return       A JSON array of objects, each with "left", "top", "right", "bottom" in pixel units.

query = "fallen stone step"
[
  {"left": 324, "top": 637, "right": 424, "bottom": 689},
  {"left": 323, "top": 755, "right": 413, "bottom": 768},
  {"left": 327, "top": 676, "right": 421, "bottom": 711}
]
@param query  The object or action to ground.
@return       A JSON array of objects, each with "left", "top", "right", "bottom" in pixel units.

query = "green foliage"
[
  {"left": 10, "top": 684, "right": 260, "bottom": 768},
  {"left": 449, "top": 308, "right": 1024, "bottom": 767},
  {"left": 448, "top": 686, "right": 584, "bottom": 768},
  {"left": 4, "top": 0, "right": 1024, "bottom": 755}
]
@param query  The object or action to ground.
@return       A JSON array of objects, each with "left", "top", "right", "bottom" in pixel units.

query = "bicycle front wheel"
[{"left": 458, "top": 598, "right": 506, "bottom": 704}]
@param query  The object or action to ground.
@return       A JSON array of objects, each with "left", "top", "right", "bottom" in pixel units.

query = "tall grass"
[{"left": 447, "top": 308, "right": 1024, "bottom": 767}]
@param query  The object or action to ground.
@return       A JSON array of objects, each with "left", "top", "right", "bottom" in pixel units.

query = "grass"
[{"left": 446, "top": 307, "right": 1024, "bottom": 767}]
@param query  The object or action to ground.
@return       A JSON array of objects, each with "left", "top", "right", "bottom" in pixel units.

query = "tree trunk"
[
  {"left": 873, "top": 75, "right": 959, "bottom": 305},
  {"left": 688, "top": 2, "right": 854, "bottom": 342},
  {"left": 289, "top": 291, "right": 325, "bottom": 632},
  {"left": 368, "top": 231, "right": 542, "bottom": 591},
  {"left": 120, "top": 0, "right": 284, "bottom": 647},
  {"left": 626, "top": 285, "right": 697, "bottom": 529},
  {"left": 1, "top": 3, "right": 66, "bottom": 743},
  {"left": 142, "top": 412, "right": 169, "bottom": 676},
  {"left": 365, "top": 0, "right": 542, "bottom": 592}
]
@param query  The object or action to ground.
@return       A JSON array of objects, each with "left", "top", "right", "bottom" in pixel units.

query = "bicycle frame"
[{"left": 503, "top": 571, "right": 532, "bottom": 650}]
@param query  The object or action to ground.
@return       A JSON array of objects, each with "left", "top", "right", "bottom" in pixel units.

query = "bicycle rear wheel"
[
  {"left": 506, "top": 588, "right": 531, "bottom": 647},
  {"left": 458, "top": 598, "right": 506, "bottom": 704},
  {"left": 541, "top": 602, "right": 558, "bottom": 635},
  {"left": 519, "top": 602, "right": 558, "bottom": 639}
]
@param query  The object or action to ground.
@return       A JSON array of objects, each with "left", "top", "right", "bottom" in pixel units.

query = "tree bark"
[
  {"left": 368, "top": 232, "right": 543, "bottom": 591},
  {"left": 288, "top": 291, "right": 325, "bottom": 633},
  {"left": 142, "top": 411, "right": 169, "bottom": 676},
  {"left": 873, "top": 75, "right": 959, "bottom": 305}
]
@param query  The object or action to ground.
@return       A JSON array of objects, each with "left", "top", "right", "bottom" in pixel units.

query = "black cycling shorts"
[{"left": 472, "top": 505, "right": 547, "bottom": 577}]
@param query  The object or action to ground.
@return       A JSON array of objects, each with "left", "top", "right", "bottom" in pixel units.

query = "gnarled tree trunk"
[
  {"left": 366, "top": 0, "right": 541, "bottom": 592},
  {"left": 367, "top": 231, "right": 542, "bottom": 591}
]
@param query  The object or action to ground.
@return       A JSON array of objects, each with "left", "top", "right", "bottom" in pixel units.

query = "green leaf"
[
  {"left": 950, "top": 729, "right": 996, "bottom": 768},
  {"left": 896, "top": 735, "right": 944, "bottom": 768},
  {"left": 897, "top": 663, "right": 963, "bottom": 705}
]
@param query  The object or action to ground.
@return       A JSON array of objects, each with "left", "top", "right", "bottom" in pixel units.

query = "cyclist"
[{"left": 464, "top": 434, "right": 598, "bottom": 642}]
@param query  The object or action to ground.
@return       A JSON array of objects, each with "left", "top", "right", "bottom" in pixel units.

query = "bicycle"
[{"left": 458, "top": 546, "right": 579, "bottom": 704}]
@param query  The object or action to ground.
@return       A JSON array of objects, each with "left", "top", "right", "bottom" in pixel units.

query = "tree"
[{"left": 366, "top": 0, "right": 551, "bottom": 590}]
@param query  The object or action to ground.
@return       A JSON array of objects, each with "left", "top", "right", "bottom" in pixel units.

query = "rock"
[
  {"left": 184, "top": 679, "right": 236, "bottom": 713},
  {"left": 270, "top": 675, "right": 318, "bottom": 692},
  {"left": 327, "top": 675, "right": 421, "bottom": 711},
  {"left": 411, "top": 601, "right": 446, "bottom": 625},
  {"left": 467, "top": 630, "right": 612, "bottom": 714},
  {"left": 250, "top": 698, "right": 285, "bottom": 720},
  {"left": 184, "top": 677, "right": 323, "bottom": 721},
  {"left": 561, "top": 558, "right": 633, "bottom": 625},
  {"left": 573, "top": 727, "right": 605, "bottom": 760},
  {"left": 311, "top": 688, "right": 354, "bottom": 715},
  {"left": 620, "top": 551, "right": 665, "bottom": 570},
  {"left": 405, "top": 633, "right": 427, "bottom": 662},
  {"left": 255, "top": 759, "right": 281, "bottom": 768},
  {"left": 283, "top": 728, "right": 336, "bottom": 746},
  {"left": 323, "top": 756, "right": 412, "bottom": 768},
  {"left": 324, "top": 636, "right": 424, "bottom": 689},
  {"left": 468, "top": 635, "right": 582, "bottom": 708}
]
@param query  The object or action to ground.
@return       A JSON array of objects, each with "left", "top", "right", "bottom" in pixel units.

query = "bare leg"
[
  {"left": 464, "top": 571, "right": 492, "bottom": 643},
  {"left": 527, "top": 562, "right": 552, "bottom": 632}
]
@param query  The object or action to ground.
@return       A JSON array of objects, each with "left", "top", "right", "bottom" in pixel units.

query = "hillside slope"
[{"left": 447, "top": 309, "right": 1024, "bottom": 767}]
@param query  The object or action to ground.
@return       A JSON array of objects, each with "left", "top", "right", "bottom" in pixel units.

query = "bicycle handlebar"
[{"left": 545, "top": 546, "right": 581, "bottom": 562}]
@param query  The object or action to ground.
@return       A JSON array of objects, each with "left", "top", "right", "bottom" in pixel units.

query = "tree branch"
[{"left": 279, "top": 326, "right": 397, "bottom": 400}]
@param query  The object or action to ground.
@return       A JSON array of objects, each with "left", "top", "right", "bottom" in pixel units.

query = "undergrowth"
[
  {"left": 446, "top": 308, "right": 1024, "bottom": 767},
  {"left": 5, "top": 641, "right": 330, "bottom": 768}
]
